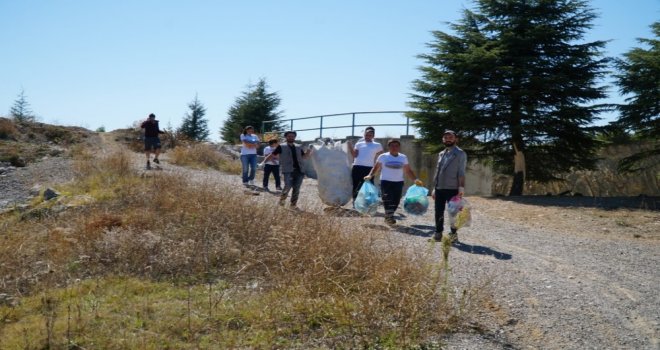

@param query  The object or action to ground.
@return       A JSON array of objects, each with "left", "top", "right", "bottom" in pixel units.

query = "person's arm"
[
  {"left": 302, "top": 145, "right": 312, "bottom": 159},
  {"left": 349, "top": 141, "right": 358, "bottom": 158},
  {"left": 141, "top": 120, "right": 147, "bottom": 128},
  {"left": 364, "top": 161, "right": 382, "bottom": 180},
  {"left": 403, "top": 164, "right": 423, "bottom": 186}
]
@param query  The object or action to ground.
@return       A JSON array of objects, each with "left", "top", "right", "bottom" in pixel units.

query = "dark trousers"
[
  {"left": 281, "top": 170, "right": 305, "bottom": 205},
  {"left": 263, "top": 164, "right": 281, "bottom": 188},
  {"left": 380, "top": 180, "right": 404, "bottom": 218},
  {"left": 351, "top": 165, "right": 373, "bottom": 200},
  {"left": 434, "top": 188, "right": 459, "bottom": 233}
]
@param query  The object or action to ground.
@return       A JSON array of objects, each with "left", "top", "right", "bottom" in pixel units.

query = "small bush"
[
  {"left": 0, "top": 118, "right": 17, "bottom": 140},
  {"left": 170, "top": 142, "right": 241, "bottom": 174}
]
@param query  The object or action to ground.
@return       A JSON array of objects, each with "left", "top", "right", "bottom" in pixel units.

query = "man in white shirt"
[{"left": 349, "top": 126, "right": 383, "bottom": 202}]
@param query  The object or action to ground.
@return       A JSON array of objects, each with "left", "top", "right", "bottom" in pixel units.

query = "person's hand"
[
  {"left": 432, "top": 190, "right": 436, "bottom": 200},
  {"left": 458, "top": 186, "right": 465, "bottom": 197},
  {"left": 414, "top": 179, "right": 424, "bottom": 186},
  {"left": 364, "top": 175, "right": 373, "bottom": 181},
  {"left": 258, "top": 162, "right": 265, "bottom": 170}
]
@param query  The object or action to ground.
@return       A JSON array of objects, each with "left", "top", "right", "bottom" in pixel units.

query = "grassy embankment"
[{"left": 0, "top": 138, "right": 485, "bottom": 349}]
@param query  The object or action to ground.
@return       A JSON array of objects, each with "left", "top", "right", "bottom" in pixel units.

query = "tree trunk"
[{"left": 509, "top": 142, "right": 526, "bottom": 196}]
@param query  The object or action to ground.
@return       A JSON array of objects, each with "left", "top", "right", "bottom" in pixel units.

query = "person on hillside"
[
  {"left": 141, "top": 113, "right": 165, "bottom": 170},
  {"left": 432, "top": 129, "right": 467, "bottom": 242},
  {"left": 364, "top": 139, "right": 422, "bottom": 225},
  {"left": 261, "top": 131, "right": 312, "bottom": 209},
  {"left": 262, "top": 139, "right": 282, "bottom": 191},
  {"left": 240, "top": 126, "right": 260, "bottom": 186},
  {"left": 348, "top": 126, "right": 383, "bottom": 203}
]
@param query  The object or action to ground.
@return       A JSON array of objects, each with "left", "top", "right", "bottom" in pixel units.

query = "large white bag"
[{"left": 311, "top": 140, "right": 353, "bottom": 206}]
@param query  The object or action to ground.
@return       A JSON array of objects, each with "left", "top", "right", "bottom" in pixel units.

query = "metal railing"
[{"left": 261, "top": 111, "right": 415, "bottom": 141}]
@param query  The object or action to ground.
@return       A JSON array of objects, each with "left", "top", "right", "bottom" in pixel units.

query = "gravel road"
[{"left": 2, "top": 140, "right": 658, "bottom": 349}]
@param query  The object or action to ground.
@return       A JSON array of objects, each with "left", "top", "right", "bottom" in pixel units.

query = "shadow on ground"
[
  {"left": 488, "top": 195, "right": 658, "bottom": 211},
  {"left": 452, "top": 241, "right": 512, "bottom": 260}
]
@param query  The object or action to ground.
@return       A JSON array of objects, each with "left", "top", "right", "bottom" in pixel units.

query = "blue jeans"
[
  {"left": 241, "top": 154, "right": 257, "bottom": 184},
  {"left": 280, "top": 170, "right": 305, "bottom": 205}
]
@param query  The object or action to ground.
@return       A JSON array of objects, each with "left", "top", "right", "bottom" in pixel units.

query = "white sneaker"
[{"left": 249, "top": 180, "right": 255, "bottom": 186}]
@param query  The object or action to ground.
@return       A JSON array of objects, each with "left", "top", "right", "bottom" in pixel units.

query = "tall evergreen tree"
[
  {"left": 613, "top": 21, "right": 660, "bottom": 172},
  {"left": 178, "top": 94, "right": 210, "bottom": 142},
  {"left": 408, "top": 0, "right": 610, "bottom": 195},
  {"left": 10, "top": 89, "right": 35, "bottom": 124},
  {"left": 220, "top": 78, "right": 285, "bottom": 143}
]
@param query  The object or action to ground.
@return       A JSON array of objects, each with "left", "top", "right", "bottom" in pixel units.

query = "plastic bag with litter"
[
  {"left": 448, "top": 195, "right": 471, "bottom": 228},
  {"left": 354, "top": 181, "right": 379, "bottom": 215},
  {"left": 403, "top": 184, "right": 429, "bottom": 215},
  {"left": 310, "top": 139, "right": 353, "bottom": 206}
]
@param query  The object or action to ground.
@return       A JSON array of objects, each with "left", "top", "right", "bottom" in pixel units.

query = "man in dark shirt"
[
  {"left": 261, "top": 131, "right": 311, "bottom": 209},
  {"left": 140, "top": 113, "right": 164, "bottom": 169}
]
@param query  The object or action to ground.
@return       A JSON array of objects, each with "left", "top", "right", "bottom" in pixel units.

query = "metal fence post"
[
  {"left": 351, "top": 113, "right": 356, "bottom": 136},
  {"left": 406, "top": 116, "right": 410, "bottom": 135},
  {"left": 319, "top": 116, "right": 324, "bottom": 139}
]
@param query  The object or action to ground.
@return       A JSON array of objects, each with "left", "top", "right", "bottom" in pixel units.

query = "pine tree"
[
  {"left": 10, "top": 89, "right": 35, "bottom": 124},
  {"left": 408, "top": 0, "right": 610, "bottom": 195},
  {"left": 614, "top": 21, "right": 660, "bottom": 172},
  {"left": 220, "top": 78, "right": 285, "bottom": 143},
  {"left": 178, "top": 94, "right": 210, "bottom": 142}
]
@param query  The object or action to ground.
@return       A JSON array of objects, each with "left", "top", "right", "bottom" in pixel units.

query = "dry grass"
[
  {"left": 0, "top": 149, "right": 482, "bottom": 348},
  {"left": 0, "top": 117, "right": 18, "bottom": 140},
  {"left": 169, "top": 142, "right": 242, "bottom": 174}
]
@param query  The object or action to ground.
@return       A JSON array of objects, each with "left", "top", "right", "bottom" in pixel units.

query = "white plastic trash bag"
[{"left": 311, "top": 140, "right": 353, "bottom": 206}]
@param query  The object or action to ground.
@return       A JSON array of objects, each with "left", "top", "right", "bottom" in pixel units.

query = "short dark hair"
[
  {"left": 148, "top": 113, "right": 156, "bottom": 119},
  {"left": 268, "top": 139, "right": 278, "bottom": 145},
  {"left": 284, "top": 131, "right": 297, "bottom": 137},
  {"left": 387, "top": 138, "right": 400, "bottom": 146},
  {"left": 365, "top": 126, "right": 375, "bottom": 133}
]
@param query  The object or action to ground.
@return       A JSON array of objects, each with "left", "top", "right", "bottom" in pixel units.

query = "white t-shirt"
[
  {"left": 240, "top": 134, "right": 259, "bottom": 155},
  {"left": 376, "top": 152, "right": 408, "bottom": 182},
  {"left": 263, "top": 145, "right": 279, "bottom": 165},
  {"left": 353, "top": 140, "right": 383, "bottom": 167}
]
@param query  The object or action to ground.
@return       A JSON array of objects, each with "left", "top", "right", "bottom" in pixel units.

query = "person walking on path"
[
  {"left": 364, "top": 139, "right": 422, "bottom": 225},
  {"left": 262, "top": 139, "right": 282, "bottom": 191},
  {"left": 348, "top": 126, "right": 383, "bottom": 203},
  {"left": 240, "top": 126, "right": 260, "bottom": 186},
  {"left": 141, "top": 113, "right": 165, "bottom": 170},
  {"left": 262, "top": 131, "right": 311, "bottom": 209},
  {"left": 432, "top": 130, "right": 467, "bottom": 242}
]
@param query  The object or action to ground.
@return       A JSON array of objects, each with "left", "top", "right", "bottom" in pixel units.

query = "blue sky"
[{"left": 1, "top": 0, "right": 658, "bottom": 141}]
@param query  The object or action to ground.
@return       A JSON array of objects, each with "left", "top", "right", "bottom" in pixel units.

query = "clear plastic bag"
[
  {"left": 403, "top": 184, "right": 429, "bottom": 215},
  {"left": 310, "top": 140, "right": 353, "bottom": 206},
  {"left": 448, "top": 195, "right": 471, "bottom": 228},
  {"left": 354, "top": 181, "right": 379, "bottom": 215}
]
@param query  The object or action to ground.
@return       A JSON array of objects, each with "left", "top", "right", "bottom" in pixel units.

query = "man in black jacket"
[{"left": 141, "top": 113, "right": 164, "bottom": 169}]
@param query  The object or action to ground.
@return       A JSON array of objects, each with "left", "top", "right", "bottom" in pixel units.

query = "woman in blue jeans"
[{"left": 240, "top": 126, "right": 260, "bottom": 186}]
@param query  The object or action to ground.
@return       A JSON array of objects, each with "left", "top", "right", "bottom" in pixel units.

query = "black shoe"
[
  {"left": 153, "top": 158, "right": 160, "bottom": 164},
  {"left": 433, "top": 232, "right": 443, "bottom": 242},
  {"left": 385, "top": 217, "right": 396, "bottom": 225},
  {"left": 449, "top": 228, "right": 458, "bottom": 242},
  {"left": 146, "top": 161, "right": 151, "bottom": 170}
]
